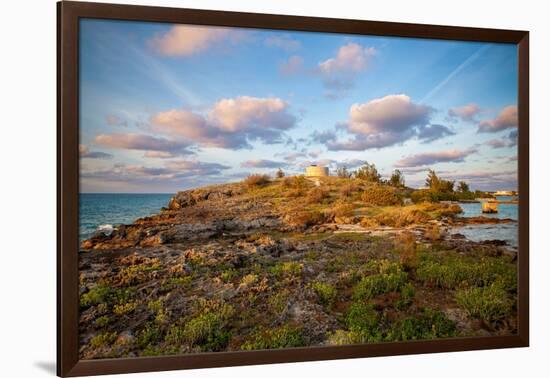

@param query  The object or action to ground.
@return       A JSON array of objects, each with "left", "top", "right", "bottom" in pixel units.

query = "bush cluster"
[{"left": 361, "top": 185, "right": 401, "bottom": 206}]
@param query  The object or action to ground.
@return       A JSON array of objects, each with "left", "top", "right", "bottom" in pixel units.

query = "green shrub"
[
  {"left": 311, "top": 282, "right": 337, "bottom": 308},
  {"left": 345, "top": 302, "right": 382, "bottom": 342},
  {"left": 113, "top": 301, "right": 137, "bottom": 316},
  {"left": 165, "top": 304, "right": 234, "bottom": 351},
  {"left": 80, "top": 284, "right": 112, "bottom": 308},
  {"left": 268, "top": 289, "right": 291, "bottom": 314},
  {"left": 388, "top": 308, "right": 456, "bottom": 341},
  {"left": 416, "top": 257, "right": 517, "bottom": 290},
  {"left": 456, "top": 282, "right": 514, "bottom": 323},
  {"left": 162, "top": 275, "right": 193, "bottom": 290},
  {"left": 219, "top": 268, "right": 238, "bottom": 283},
  {"left": 353, "top": 263, "right": 408, "bottom": 300},
  {"left": 94, "top": 315, "right": 111, "bottom": 327},
  {"left": 90, "top": 331, "right": 117, "bottom": 348},
  {"left": 361, "top": 185, "right": 401, "bottom": 206},
  {"left": 137, "top": 323, "right": 163, "bottom": 348},
  {"left": 396, "top": 283, "right": 416, "bottom": 310},
  {"left": 270, "top": 261, "right": 303, "bottom": 279},
  {"left": 241, "top": 324, "right": 305, "bottom": 350}
]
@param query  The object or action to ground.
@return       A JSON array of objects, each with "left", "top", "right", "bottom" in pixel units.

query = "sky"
[{"left": 79, "top": 19, "right": 519, "bottom": 193}]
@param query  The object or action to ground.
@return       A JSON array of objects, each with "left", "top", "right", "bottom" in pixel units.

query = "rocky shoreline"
[{"left": 78, "top": 178, "right": 517, "bottom": 359}]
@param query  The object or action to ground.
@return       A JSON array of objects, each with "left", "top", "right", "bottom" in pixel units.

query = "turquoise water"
[
  {"left": 79, "top": 193, "right": 172, "bottom": 241},
  {"left": 458, "top": 196, "right": 518, "bottom": 220},
  {"left": 455, "top": 196, "right": 519, "bottom": 248}
]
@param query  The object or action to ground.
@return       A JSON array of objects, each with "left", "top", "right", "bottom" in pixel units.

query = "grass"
[
  {"left": 244, "top": 174, "right": 271, "bottom": 188},
  {"left": 456, "top": 282, "right": 514, "bottom": 323},
  {"left": 286, "top": 210, "right": 325, "bottom": 227},
  {"left": 305, "top": 188, "right": 329, "bottom": 204},
  {"left": 330, "top": 201, "right": 356, "bottom": 219},
  {"left": 241, "top": 324, "right": 305, "bottom": 350}
]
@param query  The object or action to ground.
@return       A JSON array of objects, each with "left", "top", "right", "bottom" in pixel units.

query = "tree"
[
  {"left": 425, "top": 169, "right": 454, "bottom": 193},
  {"left": 457, "top": 181, "right": 470, "bottom": 193},
  {"left": 425, "top": 169, "right": 440, "bottom": 190},
  {"left": 439, "top": 179, "right": 455, "bottom": 193},
  {"left": 355, "top": 162, "right": 381, "bottom": 182},
  {"left": 389, "top": 169, "right": 405, "bottom": 187},
  {"left": 336, "top": 166, "right": 352, "bottom": 178},
  {"left": 276, "top": 168, "right": 285, "bottom": 179}
]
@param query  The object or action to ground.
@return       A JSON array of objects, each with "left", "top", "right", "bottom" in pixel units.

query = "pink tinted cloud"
[
  {"left": 149, "top": 25, "right": 241, "bottom": 56},
  {"left": 94, "top": 133, "right": 191, "bottom": 155},
  {"left": 279, "top": 55, "right": 305, "bottom": 75},
  {"left": 318, "top": 43, "right": 376, "bottom": 75},
  {"left": 151, "top": 96, "right": 296, "bottom": 149},
  {"left": 314, "top": 94, "right": 453, "bottom": 150},
  {"left": 448, "top": 103, "right": 481, "bottom": 122},
  {"left": 395, "top": 148, "right": 477, "bottom": 167},
  {"left": 478, "top": 105, "right": 518, "bottom": 133}
]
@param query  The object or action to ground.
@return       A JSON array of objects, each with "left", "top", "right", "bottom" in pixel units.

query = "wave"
[{"left": 97, "top": 224, "right": 115, "bottom": 235}]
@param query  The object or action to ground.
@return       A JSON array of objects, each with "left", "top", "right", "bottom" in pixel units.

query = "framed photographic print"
[{"left": 57, "top": 1, "right": 529, "bottom": 376}]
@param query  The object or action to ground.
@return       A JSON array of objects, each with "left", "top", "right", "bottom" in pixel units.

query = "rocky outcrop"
[{"left": 167, "top": 186, "right": 240, "bottom": 210}]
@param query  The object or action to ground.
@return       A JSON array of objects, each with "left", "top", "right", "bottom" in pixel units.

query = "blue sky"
[{"left": 79, "top": 19, "right": 518, "bottom": 193}]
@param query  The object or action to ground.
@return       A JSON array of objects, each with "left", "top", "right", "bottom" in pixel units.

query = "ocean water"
[
  {"left": 79, "top": 193, "right": 173, "bottom": 241},
  {"left": 455, "top": 196, "right": 519, "bottom": 248}
]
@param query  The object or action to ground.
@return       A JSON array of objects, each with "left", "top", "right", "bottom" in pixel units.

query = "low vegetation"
[{"left": 78, "top": 167, "right": 517, "bottom": 359}]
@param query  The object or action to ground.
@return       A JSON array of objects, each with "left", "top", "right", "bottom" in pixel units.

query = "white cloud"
[{"left": 149, "top": 25, "right": 242, "bottom": 56}]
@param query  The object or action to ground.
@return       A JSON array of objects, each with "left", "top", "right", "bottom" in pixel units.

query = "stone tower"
[{"left": 305, "top": 165, "right": 329, "bottom": 177}]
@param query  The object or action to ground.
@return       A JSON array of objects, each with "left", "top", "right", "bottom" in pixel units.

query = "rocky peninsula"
[{"left": 78, "top": 176, "right": 518, "bottom": 359}]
